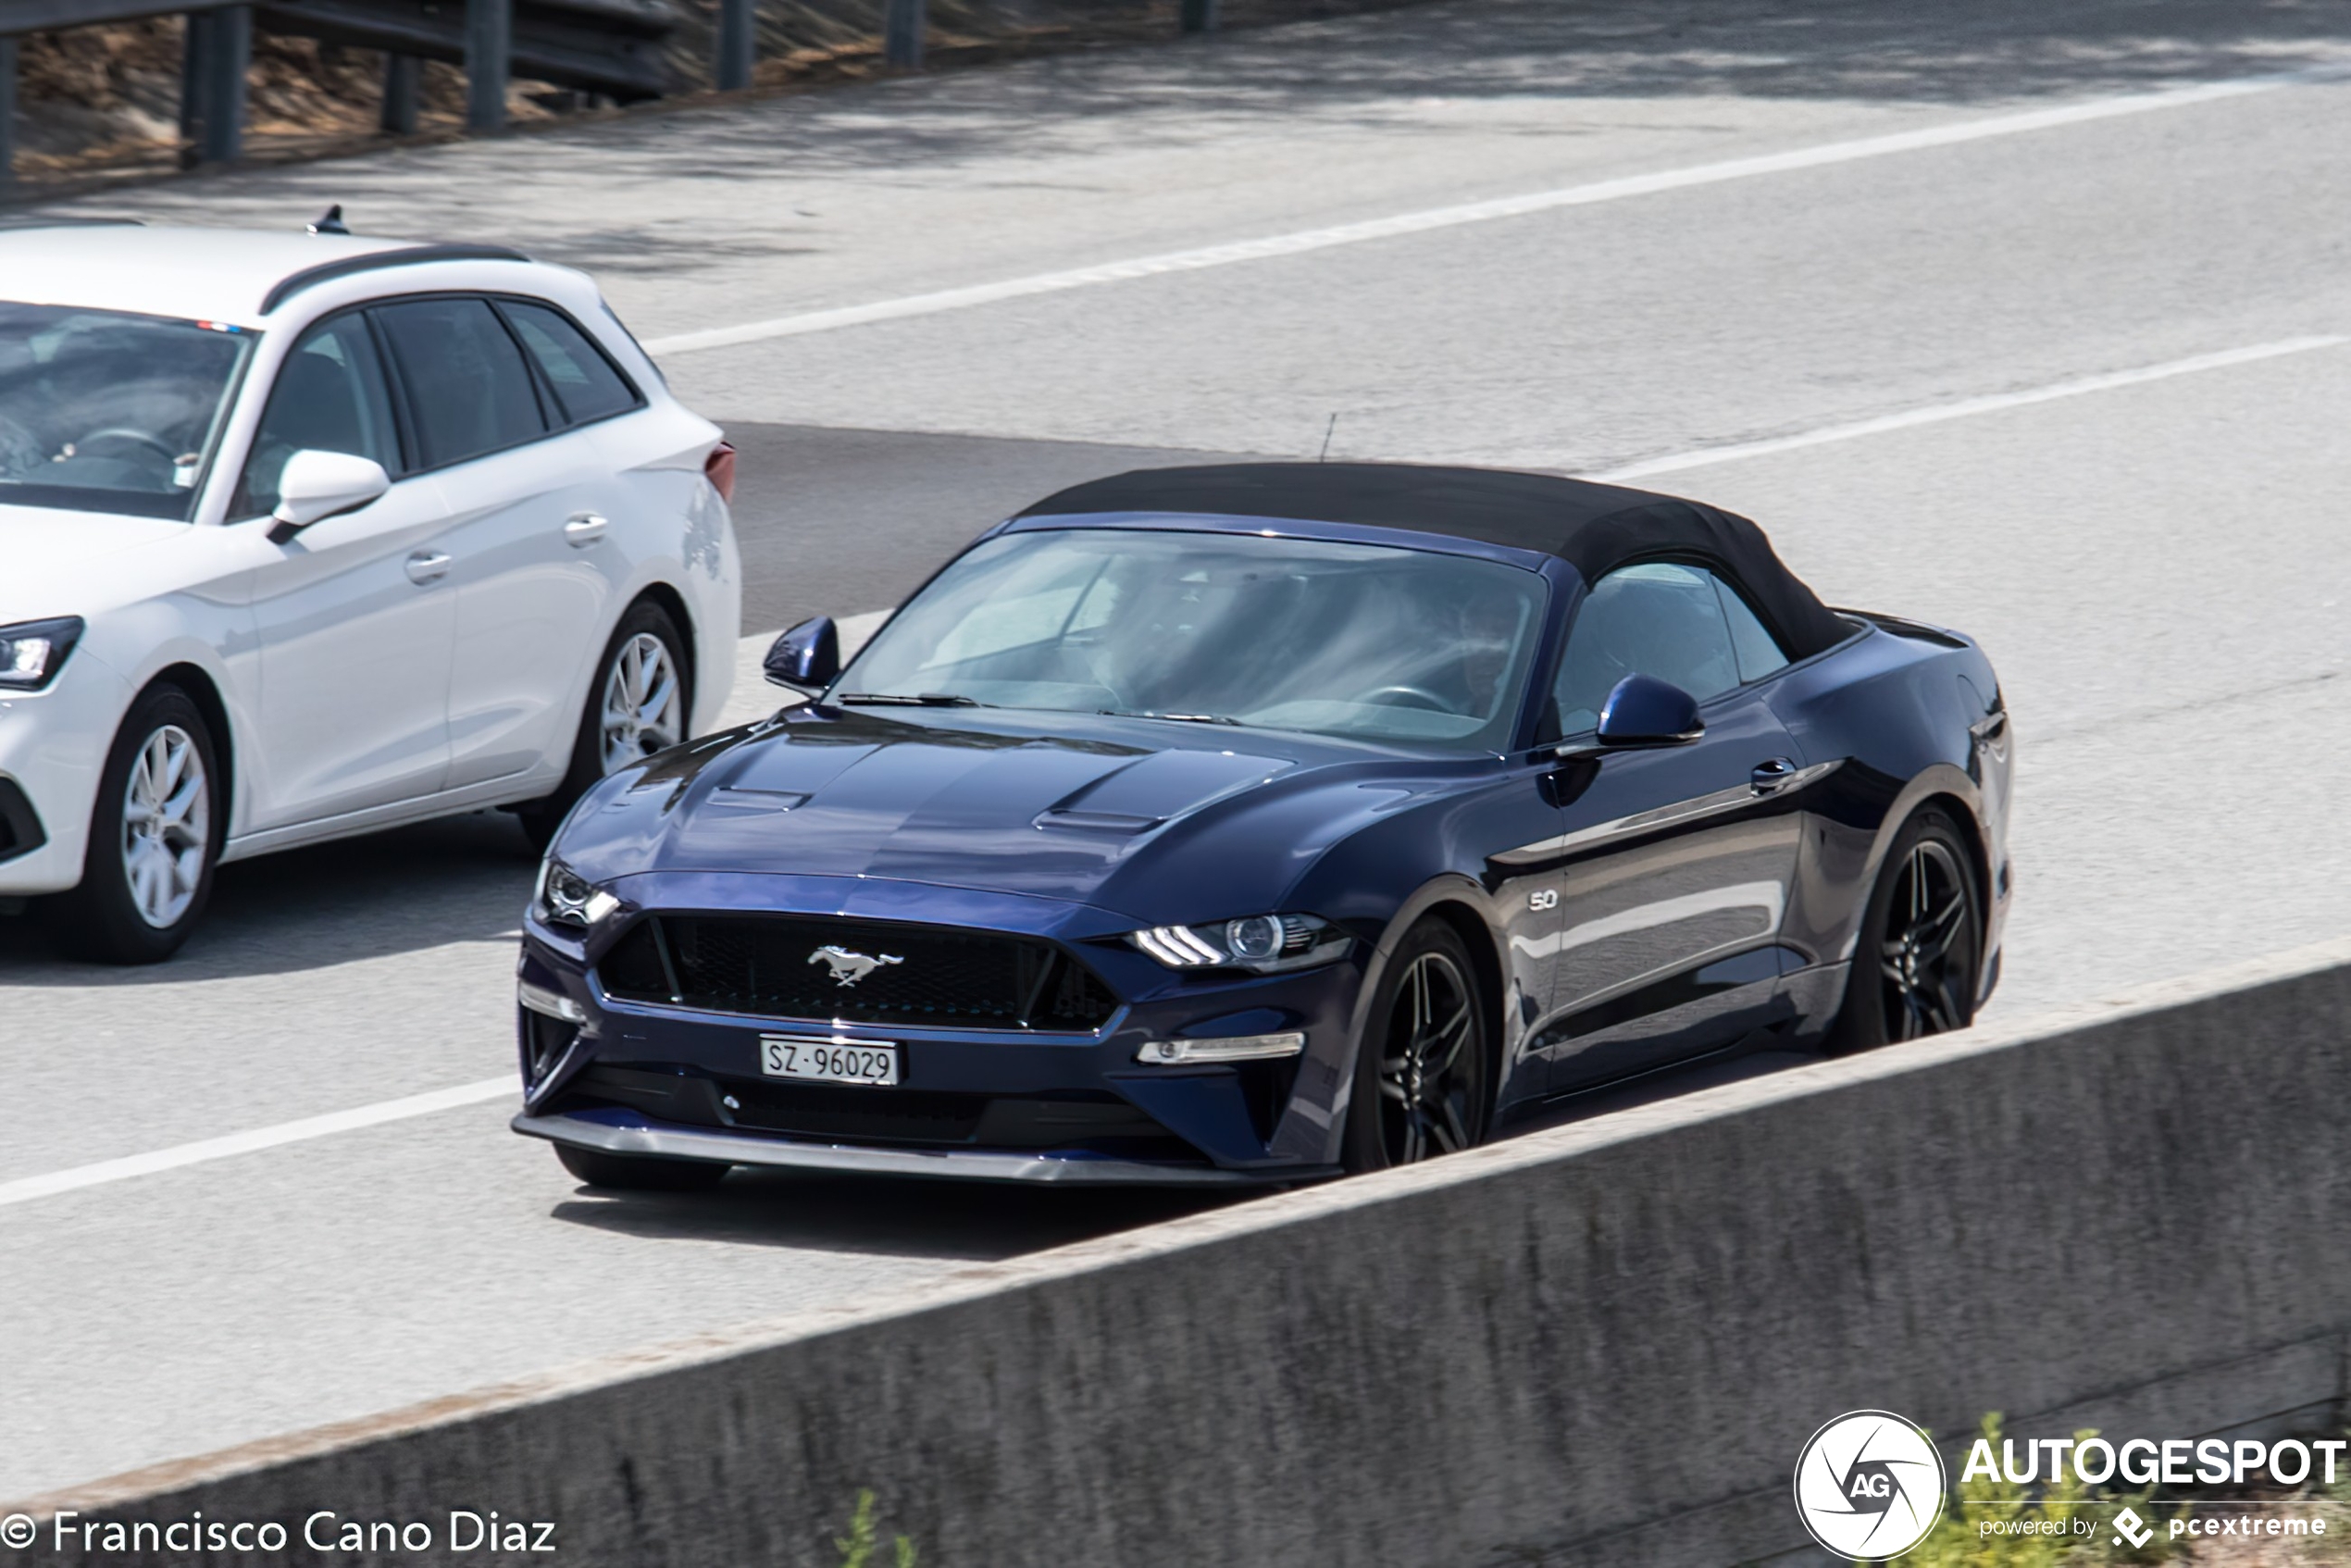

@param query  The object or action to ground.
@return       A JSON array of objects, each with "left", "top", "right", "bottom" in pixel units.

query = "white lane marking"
[
  {"left": 1593, "top": 336, "right": 2348, "bottom": 480},
  {"left": 0, "top": 1079, "right": 514, "bottom": 1210},
  {"left": 641, "top": 65, "right": 2349, "bottom": 357}
]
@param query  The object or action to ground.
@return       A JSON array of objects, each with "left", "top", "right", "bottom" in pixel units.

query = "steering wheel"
[
  {"left": 74, "top": 428, "right": 182, "bottom": 466},
  {"left": 1359, "top": 684, "right": 1454, "bottom": 713}
]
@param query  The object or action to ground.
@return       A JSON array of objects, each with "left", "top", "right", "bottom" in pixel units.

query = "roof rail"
[{"left": 260, "top": 243, "right": 530, "bottom": 315}]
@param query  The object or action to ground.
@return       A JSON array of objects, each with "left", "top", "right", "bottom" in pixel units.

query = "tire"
[
  {"left": 518, "top": 600, "right": 693, "bottom": 853},
  {"left": 51, "top": 684, "right": 223, "bottom": 964},
  {"left": 554, "top": 1142, "right": 729, "bottom": 1192},
  {"left": 1826, "top": 805, "right": 1984, "bottom": 1054},
  {"left": 1342, "top": 918, "right": 1493, "bottom": 1174}
]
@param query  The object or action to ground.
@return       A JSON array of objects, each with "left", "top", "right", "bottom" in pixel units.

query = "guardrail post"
[
  {"left": 883, "top": 0, "right": 924, "bottom": 69},
  {"left": 179, "top": 9, "right": 212, "bottom": 166},
  {"left": 199, "top": 4, "right": 251, "bottom": 164},
  {"left": 1180, "top": 0, "right": 1218, "bottom": 32},
  {"left": 715, "top": 0, "right": 754, "bottom": 90},
  {"left": 381, "top": 52, "right": 419, "bottom": 134},
  {"left": 466, "top": 0, "right": 511, "bottom": 132},
  {"left": 0, "top": 36, "right": 18, "bottom": 200}
]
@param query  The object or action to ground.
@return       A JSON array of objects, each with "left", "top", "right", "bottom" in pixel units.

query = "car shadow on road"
[
  {"left": 548, "top": 1165, "right": 1248, "bottom": 1261},
  {"left": 0, "top": 809, "right": 538, "bottom": 986},
  {"left": 545, "top": 1045, "right": 1830, "bottom": 1259}
]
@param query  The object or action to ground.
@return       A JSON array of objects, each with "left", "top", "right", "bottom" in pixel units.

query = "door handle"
[
  {"left": 404, "top": 550, "right": 453, "bottom": 585},
  {"left": 563, "top": 512, "right": 609, "bottom": 547},
  {"left": 1750, "top": 757, "right": 1799, "bottom": 796}
]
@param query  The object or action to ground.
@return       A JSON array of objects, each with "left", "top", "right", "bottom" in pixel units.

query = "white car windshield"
[
  {"left": 839, "top": 527, "right": 1549, "bottom": 751},
  {"left": 0, "top": 302, "right": 255, "bottom": 521}
]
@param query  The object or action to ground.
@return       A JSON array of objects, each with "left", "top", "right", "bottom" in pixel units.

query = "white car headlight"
[
  {"left": 534, "top": 857, "right": 621, "bottom": 929},
  {"left": 0, "top": 616, "right": 84, "bottom": 692},
  {"left": 1127, "top": 914, "right": 1350, "bottom": 974}
]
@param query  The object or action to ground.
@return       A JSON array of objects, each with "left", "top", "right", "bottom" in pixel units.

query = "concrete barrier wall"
[{"left": 19, "top": 939, "right": 2351, "bottom": 1567}]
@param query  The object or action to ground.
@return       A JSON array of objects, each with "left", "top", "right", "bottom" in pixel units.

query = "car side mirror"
[
  {"left": 1556, "top": 674, "right": 1703, "bottom": 762},
  {"left": 268, "top": 450, "right": 390, "bottom": 542},
  {"left": 765, "top": 616, "right": 840, "bottom": 691}
]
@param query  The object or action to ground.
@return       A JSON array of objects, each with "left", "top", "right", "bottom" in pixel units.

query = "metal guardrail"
[
  {"left": 0, "top": 0, "right": 244, "bottom": 26},
  {"left": 259, "top": 0, "right": 678, "bottom": 103},
  {"left": 0, "top": 0, "right": 1226, "bottom": 197}
]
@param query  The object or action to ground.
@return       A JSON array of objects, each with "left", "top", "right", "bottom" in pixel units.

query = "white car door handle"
[
  {"left": 404, "top": 550, "right": 453, "bottom": 585},
  {"left": 563, "top": 513, "right": 609, "bottom": 547}
]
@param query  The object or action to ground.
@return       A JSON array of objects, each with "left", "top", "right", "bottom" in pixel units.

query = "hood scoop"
[{"left": 1034, "top": 748, "right": 1291, "bottom": 834}]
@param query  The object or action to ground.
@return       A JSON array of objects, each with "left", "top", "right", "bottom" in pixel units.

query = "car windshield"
[
  {"left": 0, "top": 302, "right": 255, "bottom": 521},
  {"left": 840, "top": 527, "right": 1550, "bottom": 751}
]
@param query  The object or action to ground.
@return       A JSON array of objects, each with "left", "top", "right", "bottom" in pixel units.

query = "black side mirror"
[
  {"left": 1557, "top": 674, "right": 1703, "bottom": 762},
  {"left": 765, "top": 616, "right": 840, "bottom": 691}
]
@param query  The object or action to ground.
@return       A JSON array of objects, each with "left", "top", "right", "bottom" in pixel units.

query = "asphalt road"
[{"left": 7, "top": 0, "right": 2351, "bottom": 1503}]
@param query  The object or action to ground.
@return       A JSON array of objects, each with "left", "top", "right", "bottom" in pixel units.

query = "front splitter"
[{"left": 514, "top": 1111, "right": 1329, "bottom": 1187}]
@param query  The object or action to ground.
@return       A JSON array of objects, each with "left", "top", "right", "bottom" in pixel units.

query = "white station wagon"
[{"left": 0, "top": 220, "right": 740, "bottom": 962}]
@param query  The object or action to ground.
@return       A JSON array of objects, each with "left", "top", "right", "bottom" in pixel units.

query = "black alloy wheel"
[
  {"left": 1829, "top": 807, "right": 1983, "bottom": 1053},
  {"left": 1345, "top": 920, "right": 1490, "bottom": 1172}
]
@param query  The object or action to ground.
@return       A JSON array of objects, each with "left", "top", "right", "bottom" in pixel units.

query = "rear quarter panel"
[
  {"left": 581, "top": 404, "right": 740, "bottom": 737},
  {"left": 1763, "top": 617, "right": 2012, "bottom": 1027}
]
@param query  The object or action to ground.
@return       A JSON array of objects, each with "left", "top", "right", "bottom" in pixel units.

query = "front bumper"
[
  {"left": 514, "top": 873, "right": 1369, "bottom": 1184},
  {"left": 0, "top": 650, "right": 131, "bottom": 895},
  {"left": 514, "top": 1107, "right": 1314, "bottom": 1185}
]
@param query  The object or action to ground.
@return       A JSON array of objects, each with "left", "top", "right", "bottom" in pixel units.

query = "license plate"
[{"left": 759, "top": 1034, "right": 901, "bottom": 1087}]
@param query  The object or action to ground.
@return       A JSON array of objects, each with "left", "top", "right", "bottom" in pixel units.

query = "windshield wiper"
[
  {"left": 838, "top": 691, "right": 990, "bottom": 707},
  {"left": 1098, "top": 709, "right": 1241, "bottom": 726}
]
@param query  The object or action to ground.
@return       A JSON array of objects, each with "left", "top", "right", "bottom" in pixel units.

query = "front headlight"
[
  {"left": 533, "top": 857, "right": 621, "bottom": 929},
  {"left": 1127, "top": 913, "right": 1350, "bottom": 973},
  {"left": 0, "top": 616, "right": 85, "bottom": 692}
]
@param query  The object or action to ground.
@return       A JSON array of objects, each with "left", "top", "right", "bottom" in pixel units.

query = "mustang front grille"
[{"left": 597, "top": 915, "right": 1119, "bottom": 1031}]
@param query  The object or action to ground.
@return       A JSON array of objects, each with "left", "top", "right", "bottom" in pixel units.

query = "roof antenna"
[
  {"left": 308, "top": 205, "right": 350, "bottom": 236},
  {"left": 1318, "top": 413, "right": 1338, "bottom": 462}
]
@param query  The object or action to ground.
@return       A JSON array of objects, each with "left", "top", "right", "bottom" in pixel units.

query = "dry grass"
[{"left": 4, "top": 0, "right": 1426, "bottom": 196}]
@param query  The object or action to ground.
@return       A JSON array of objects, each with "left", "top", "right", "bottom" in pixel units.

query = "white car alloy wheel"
[
  {"left": 120, "top": 723, "right": 211, "bottom": 929},
  {"left": 599, "top": 631, "right": 684, "bottom": 775}
]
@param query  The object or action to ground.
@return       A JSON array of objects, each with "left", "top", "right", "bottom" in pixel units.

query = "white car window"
[
  {"left": 0, "top": 302, "right": 252, "bottom": 520},
  {"left": 373, "top": 297, "right": 548, "bottom": 469},
  {"left": 233, "top": 314, "right": 401, "bottom": 518},
  {"left": 497, "top": 301, "right": 640, "bottom": 427}
]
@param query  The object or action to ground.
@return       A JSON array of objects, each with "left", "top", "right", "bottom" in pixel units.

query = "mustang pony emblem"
[{"left": 808, "top": 945, "right": 904, "bottom": 988}]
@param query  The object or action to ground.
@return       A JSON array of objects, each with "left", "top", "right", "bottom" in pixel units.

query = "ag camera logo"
[{"left": 1795, "top": 1410, "right": 1947, "bottom": 1561}]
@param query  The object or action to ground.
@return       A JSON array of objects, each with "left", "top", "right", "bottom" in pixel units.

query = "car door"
[
  {"left": 372, "top": 295, "right": 615, "bottom": 792},
  {"left": 1470, "top": 758, "right": 1578, "bottom": 1107},
  {"left": 1536, "top": 562, "right": 1808, "bottom": 1090},
  {"left": 238, "top": 309, "right": 456, "bottom": 830}
]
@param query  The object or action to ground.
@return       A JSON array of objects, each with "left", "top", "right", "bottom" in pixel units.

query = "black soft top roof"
[{"left": 1020, "top": 461, "right": 1852, "bottom": 660}]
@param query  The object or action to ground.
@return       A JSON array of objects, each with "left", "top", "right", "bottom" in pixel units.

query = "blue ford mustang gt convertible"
[{"left": 511, "top": 463, "right": 2012, "bottom": 1189}]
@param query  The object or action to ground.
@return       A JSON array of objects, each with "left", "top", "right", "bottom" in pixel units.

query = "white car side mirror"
[{"left": 270, "top": 450, "right": 391, "bottom": 541}]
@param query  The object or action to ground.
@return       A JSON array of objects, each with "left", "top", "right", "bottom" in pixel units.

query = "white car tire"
[{"left": 54, "top": 685, "right": 224, "bottom": 964}]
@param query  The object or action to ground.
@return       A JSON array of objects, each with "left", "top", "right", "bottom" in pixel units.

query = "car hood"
[
  {"left": 559, "top": 705, "right": 1434, "bottom": 921},
  {"left": 0, "top": 504, "right": 202, "bottom": 623}
]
